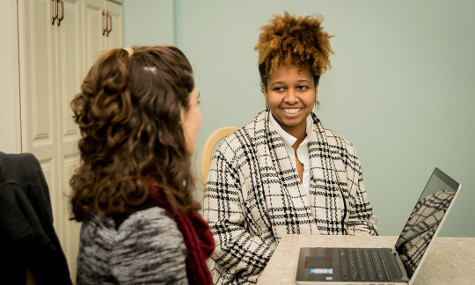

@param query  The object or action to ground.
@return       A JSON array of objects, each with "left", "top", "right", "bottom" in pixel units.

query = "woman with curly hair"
[
  {"left": 70, "top": 46, "right": 214, "bottom": 285},
  {"left": 203, "top": 12, "right": 378, "bottom": 284}
]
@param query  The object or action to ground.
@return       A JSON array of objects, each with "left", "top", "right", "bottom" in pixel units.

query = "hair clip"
[{"left": 123, "top": 47, "right": 134, "bottom": 57}]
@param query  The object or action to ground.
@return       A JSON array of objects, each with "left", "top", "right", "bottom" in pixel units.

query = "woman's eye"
[
  {"left": 273, "top": 87, "right": 285, "bottom": 92},
  {"left": 298, "top": 85, "right": 309, "bottom": 90}
]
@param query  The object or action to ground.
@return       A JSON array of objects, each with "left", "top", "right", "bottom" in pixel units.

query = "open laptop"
[{"left": 296, "top": 167, "right": 461, "bottom": 285}]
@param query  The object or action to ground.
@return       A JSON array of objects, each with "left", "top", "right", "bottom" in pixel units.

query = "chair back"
[{"left": 200, "top": 127, "right": 238, "bottom": 187}]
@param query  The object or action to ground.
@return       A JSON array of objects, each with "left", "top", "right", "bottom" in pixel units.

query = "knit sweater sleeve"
[
  {"left": 76, "top": 206, "right": 188, "bottom": 285},
  {"left": 110, "top": 207, "right": 188, "bottom": 284}
]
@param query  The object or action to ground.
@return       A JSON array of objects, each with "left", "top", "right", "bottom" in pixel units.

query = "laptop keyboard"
[{"left": 339, "top": 248, "right": 391, "bottom": 281}]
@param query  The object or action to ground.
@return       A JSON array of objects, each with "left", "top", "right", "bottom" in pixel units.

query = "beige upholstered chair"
[{"left": 200, "top": 126, "right": 238, "bottom": 187}]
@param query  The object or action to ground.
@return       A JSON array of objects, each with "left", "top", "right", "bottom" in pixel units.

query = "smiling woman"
[
  {"left": 264, "top": 65, "right": 317, "bottom": 181},
  {"left": 202, "top": 11, "right": 379, "bottom": 285},
  {"left": 264, "top": 65, "right": 316, "bottom": 143}
]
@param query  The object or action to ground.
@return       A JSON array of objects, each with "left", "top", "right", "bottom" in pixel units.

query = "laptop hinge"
[{"left": 391, "top": 249, "right": 410, "bottom": 282}]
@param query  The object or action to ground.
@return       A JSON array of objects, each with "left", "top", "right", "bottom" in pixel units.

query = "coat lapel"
[
  {"left": 254, "top": 111, "right": 318, "bottom": 240},
  {"left": 308, "top": 114, "right": 346, "bottom": 234}
]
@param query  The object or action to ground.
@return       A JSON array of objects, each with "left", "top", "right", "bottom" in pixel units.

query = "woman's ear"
[{"left": 263, "top": 87, "right": 270, "bottom": 110}]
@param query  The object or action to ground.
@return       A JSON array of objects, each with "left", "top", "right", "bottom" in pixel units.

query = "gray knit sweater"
[{"left": 77, "top": 206, "right": 187, "bottom": 284}]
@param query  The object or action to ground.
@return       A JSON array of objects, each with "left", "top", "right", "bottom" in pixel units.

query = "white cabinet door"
[
  {"left": 84, "top": 0, "right": 123, "bottom": 70},
  {"left": 56, "top": 0, "right": 83, "bottom": 280},
  {"left": 105, "top": 0, "right": 123, "bottom": 50},
  {"left": 19, "top": 0, "right": 86, "bottom": 281},
  {"left": 20, "top": 0, "right": 122, "bottom": 281},
  {"left": 83, "top": 0, "right": 107, "bottom": 69},
  {"left": 21, "top": 0, "right": 59, "bottom": 190},
  {"left": 106, "top": 1, "right": 124, "bottom": 49}
]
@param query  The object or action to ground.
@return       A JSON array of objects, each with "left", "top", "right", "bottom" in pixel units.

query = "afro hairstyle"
[{"left": 255, "top": 11, "right": 334, "bottom": 88}]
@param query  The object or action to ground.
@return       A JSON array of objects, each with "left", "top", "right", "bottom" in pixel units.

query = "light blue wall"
[
  {"left": 123, "top": 0, "right": 175, "bottom": 46},
  {"left": 124, "top": 0, "right": 475, "bottom": 237}
]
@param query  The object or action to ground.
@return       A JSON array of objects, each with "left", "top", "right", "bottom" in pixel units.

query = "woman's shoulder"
[
  {"left": 119, "top": 206, "right": 182, "bottom": 238},
  {"left": 311, "top": 114, "right": 357, "bottom": 154},
  {"left": 218, "top": 110, "right": 267, "bottom": 152},
  {"left": 83, "top": 206, "right": 182, "bottom": 244},
  {"left": 324, "top": 128, "right": 354, "bottom": 148},
  {"left": 78, "top": 206, "right": 187, "bottom": 284}
]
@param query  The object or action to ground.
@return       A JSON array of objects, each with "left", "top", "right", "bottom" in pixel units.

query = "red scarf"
[{"left": 148, "top": 186, "right": 214, "bottom": 285}]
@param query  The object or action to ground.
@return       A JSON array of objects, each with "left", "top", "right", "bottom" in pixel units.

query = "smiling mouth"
[{"left": 283, "top": 108, "right": 302, "bottom": 114}]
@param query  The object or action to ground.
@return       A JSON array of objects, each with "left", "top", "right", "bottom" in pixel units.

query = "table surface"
[{"left": 257, "top": 234, "right": 475, "bottom": 285}]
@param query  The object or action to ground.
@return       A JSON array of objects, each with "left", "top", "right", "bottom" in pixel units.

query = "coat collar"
[{"left": 248, "top": 110, "right": 345, "bottom": 238}]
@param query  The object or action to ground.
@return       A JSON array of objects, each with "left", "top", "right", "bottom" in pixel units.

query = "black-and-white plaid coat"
[{"left": 203, "top": 110, "right": 378, "bottom": 284}]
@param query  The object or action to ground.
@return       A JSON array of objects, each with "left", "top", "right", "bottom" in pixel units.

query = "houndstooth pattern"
[{"left": 203, "top": 110, "right": 378, "bottom": 284}]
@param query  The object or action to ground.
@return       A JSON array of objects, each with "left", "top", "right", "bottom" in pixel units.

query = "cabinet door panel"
[
  {"left": 58, "top": 0, "right": 83, "bottom": 139},
  {"left": 23, "top": 0, "right": 57, "bottom": 151},
  {"left": 20, "top": 1, "right": 122, "bottom": 283},
  {"left": 56, "top": 0, "right": 83, "bottom": 280},
  {"left": 21, "top": 0, "right": 60, "bottom": 227},
  {"left": 84, "top": 0, "right": 106, "bottom": 69},
  {"left": 105, "top": 0, "right": 123, "bottom": 49}
]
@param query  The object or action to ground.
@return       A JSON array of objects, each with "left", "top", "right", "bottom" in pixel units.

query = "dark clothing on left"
[{"left": 0, "top": 152, "right": 72, "bottom": 285}]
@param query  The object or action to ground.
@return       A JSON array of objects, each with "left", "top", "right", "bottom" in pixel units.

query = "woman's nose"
[{"left": 284, "top": 89, "right": 299, "bottom": 104}]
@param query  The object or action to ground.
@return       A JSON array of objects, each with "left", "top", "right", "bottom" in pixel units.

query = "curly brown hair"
[
  {"left": 255, "top": 11, "right": 334, "bottom": 91},
  {"left": 70, "top": 46, "right": 200, "bottom": 221}
]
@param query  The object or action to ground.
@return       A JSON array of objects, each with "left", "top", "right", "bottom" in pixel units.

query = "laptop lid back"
[{"left": 394, "top": 167, "right": 461, "bottom": 284}]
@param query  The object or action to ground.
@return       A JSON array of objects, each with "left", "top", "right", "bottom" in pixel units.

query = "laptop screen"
[{"left": 394, "top": 167, "right": 460, "bottom": 278}]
